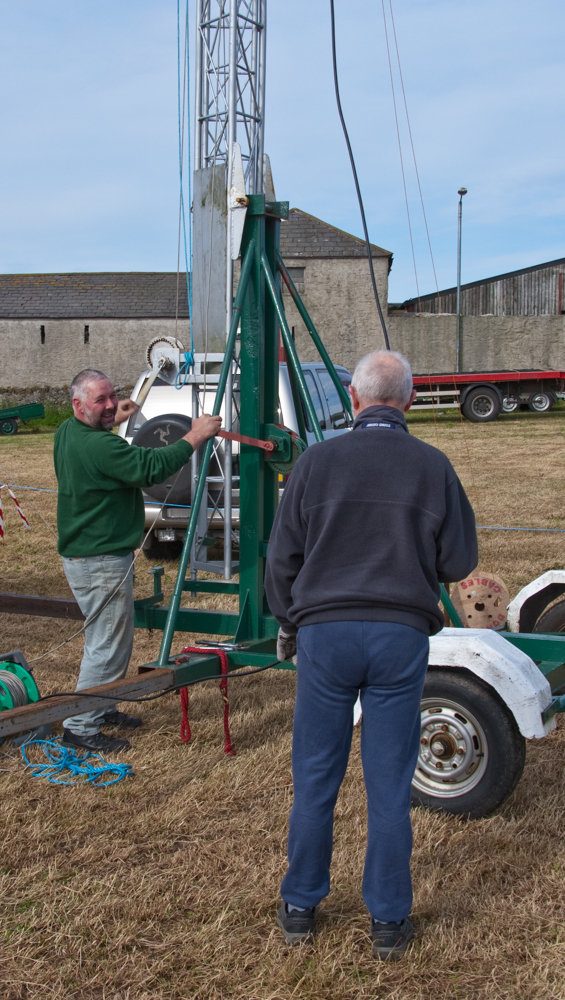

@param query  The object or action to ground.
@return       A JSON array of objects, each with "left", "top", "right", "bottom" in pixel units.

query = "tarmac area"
[{"left": 1, "top": 406, "right": 565, "bottom": 1000}]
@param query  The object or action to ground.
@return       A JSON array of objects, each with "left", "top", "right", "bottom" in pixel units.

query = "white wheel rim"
[{"left": 412, "top": 697, "right": 489, "bottom": 799}]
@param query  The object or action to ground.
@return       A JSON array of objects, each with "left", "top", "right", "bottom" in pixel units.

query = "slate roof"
[
  {"left": 280, "top": 208, "right": 392, "bottom": 262},
  {"left": 0, "top": 209, "right": 392, "bottom": 319},
  {"left": 0, "top": 272, "right": 190, "bottom": 320}
]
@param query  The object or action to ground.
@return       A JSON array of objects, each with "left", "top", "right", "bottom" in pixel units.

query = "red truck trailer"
[{"left": 411, "top": 369, "right": 565, "bottom": 422}]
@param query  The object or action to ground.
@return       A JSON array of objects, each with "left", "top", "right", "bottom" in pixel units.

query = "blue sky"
[{"left": 2, "top": 0, "right": 564, "bottom": 301}]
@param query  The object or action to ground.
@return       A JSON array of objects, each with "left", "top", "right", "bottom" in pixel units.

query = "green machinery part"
[
  {"left": 131, "top": 194, "right": 357, "bottom": 682},
  {"left": 0, "top": 661, "right": 40, "bottom": 711}
]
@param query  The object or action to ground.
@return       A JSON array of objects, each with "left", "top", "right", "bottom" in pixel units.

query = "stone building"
[
  {"left": 0, "top": 208, "right": 392, "bottom": 391},
  {"left": 389, "top": 258, "right": 565, "bottom": 373}
]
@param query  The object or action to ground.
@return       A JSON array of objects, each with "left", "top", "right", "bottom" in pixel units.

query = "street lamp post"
[{"left": 456, "top": 187, "right": 467, "bottom": 372}]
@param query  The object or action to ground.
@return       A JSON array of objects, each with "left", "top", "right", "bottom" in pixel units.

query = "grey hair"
[
  {"left": 351, "top": 350, "right": 413, "bottom": 407},
  {"left": 70, "top": 369, "right": 109, "bottom": 403}
]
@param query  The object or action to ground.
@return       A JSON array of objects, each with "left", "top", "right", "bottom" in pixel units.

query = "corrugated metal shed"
[{"left": 401, "top": 257, "right": 565, "bottom": 316}]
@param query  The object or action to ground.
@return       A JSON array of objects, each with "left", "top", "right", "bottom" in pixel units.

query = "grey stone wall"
[
  {"left": 387, "top": 313, "right": 565, "bottom": 375},
  {"left": 283, "top": 257, "right": 390, "bottom": 371},
  {"left": 0, "top": 318, "right": 191, "bottom": 389}
]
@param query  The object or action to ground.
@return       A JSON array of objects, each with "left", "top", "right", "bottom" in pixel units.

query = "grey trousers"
[{"left": 62, "top": 553, "right": 135, "bottom": 735}]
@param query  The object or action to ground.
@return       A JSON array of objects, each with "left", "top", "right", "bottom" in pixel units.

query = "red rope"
[
  {"left": 179, "top": 687, "right": 191, "bottom": 743},
  {"left": 179, "top": 646, "right": 236, "bottom": 755}
]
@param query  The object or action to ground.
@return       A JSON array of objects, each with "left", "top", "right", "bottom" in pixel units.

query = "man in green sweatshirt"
[{"left": 54, "top": 368, "right": 221, "bottom": 753}]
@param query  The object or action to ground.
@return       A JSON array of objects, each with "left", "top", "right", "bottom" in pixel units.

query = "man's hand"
[
  {"left": 184, "top": 414, "right": 223, "bottom": 450},
  {"left": 114, "top": 398, "right": 140, "bottom": 425},
  {"left": 277, "top": 627, "right": 297, "bottom": 666}
]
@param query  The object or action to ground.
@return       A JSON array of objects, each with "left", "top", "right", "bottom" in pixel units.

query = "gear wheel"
[
  {"left": 146, "top": 336, "right": 185, "bottom": 368},
  {"left": 267, "top": 432, "right": 306, "bottom": 474}
]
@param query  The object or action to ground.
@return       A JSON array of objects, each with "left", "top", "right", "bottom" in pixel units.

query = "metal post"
[{"left": 456, "top": 186, "right": 467, "bottom": 373}]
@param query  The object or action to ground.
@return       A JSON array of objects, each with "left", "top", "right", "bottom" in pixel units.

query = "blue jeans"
[
  {"left": 281, "top": 621, "right": 429, "bottom": 923},
  {"left": 62, "top": 554, "right": 135, "bottom": 736}
]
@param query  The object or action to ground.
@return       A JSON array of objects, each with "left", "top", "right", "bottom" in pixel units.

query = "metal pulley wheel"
[
  {"left": 145, "top": 336, "right": 185, "bottom": 370},
  {"left": 267, "top": 432, "right": 306, "bottom": 474}
]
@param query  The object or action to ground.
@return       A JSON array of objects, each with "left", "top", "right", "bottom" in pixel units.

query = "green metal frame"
[{"left": 135, "top": 194, "right": 352, "bottom": 683}]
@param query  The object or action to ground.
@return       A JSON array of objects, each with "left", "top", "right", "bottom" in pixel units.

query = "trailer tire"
[
  {"left": 0, "top": 418, "right": 18, "bottom": 436},
  {"left": 533, "top": 598, "right": 565, "bottom": 633},
  {"left": 528, "top": 391, "right": 554, "bottom": 413},
  {"left": 461, "top": 387, "right": 501, "bottom": 422},
  {"left": 411, "top": 668, "right": 525, "bottom": 819}
]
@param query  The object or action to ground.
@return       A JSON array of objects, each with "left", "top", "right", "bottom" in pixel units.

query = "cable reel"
[{"left": 0, "top": 659, "right": 39, "bottom": 711}]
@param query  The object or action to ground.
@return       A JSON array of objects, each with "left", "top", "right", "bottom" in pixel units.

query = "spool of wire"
[{"left": 0, "top": 669, "right": 29, "bottom": 708}]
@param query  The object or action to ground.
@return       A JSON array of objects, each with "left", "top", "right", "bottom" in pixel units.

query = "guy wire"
[
  {"left": 382, "top": 0, "right": 482, "bottom": 520},
  {"left": 329, "top": 0, "right": 390, "bottom": 351}
]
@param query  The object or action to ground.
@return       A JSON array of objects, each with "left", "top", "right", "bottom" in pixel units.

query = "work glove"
[{"left": 277, "top": 627, "right": 297, "bottom": 666}]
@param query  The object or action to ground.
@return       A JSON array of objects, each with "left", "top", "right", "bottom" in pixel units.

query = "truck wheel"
[
  {"left": 0, "top": 418, "right": 18, "bottom": 436},
  {"left": 528, "top": 391, "right": 554, "bottom": 413},
  {"left": 461, "top": 387, "right": 501, "bottom": 422},
  {"left": 411, "top": 668, "right": 525, "bottom": 819},
  {"left": 533, "top": 599, "right": 565, "bottom": 632},
  {"left": 502, "top": 395, "right": 519, "bottom": 413}
]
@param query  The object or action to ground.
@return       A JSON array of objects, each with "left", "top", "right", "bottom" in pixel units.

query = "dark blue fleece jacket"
[{"left": 264, "top": 404, "right": 477, "bottom": 636}]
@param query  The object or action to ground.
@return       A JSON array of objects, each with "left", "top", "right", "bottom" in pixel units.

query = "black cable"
[
  {"left": 329, "top": 0, "right": 390, "bottom": 350},
  {"left": 37, "top": 663, "right": 276, "bottom": 705}
]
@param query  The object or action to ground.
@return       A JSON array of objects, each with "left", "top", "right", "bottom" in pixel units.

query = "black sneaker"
[
  {"left": 276, "top": 902, "right": 316, "bottom": 945},
  {"left": 61, "top": 728, "right": 131, "bottom": 753},
  {"left": 371, "top": 917, "right": 414, "bottom": 960},
  {"left": 101, "top": 710, "right": 142, "bottom": 729}
]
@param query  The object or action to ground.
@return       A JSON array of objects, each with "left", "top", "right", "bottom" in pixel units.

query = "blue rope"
[
  {"left": 21, "top": 739, "right": 133, "bottom": 787},
  {"left": 177, "top": 0, "right": 193, "bottom": 377}
]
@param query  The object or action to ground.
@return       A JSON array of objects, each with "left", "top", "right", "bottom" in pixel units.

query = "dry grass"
[{"left": 1, "top": 411, "right": 565, "bottom": 999}]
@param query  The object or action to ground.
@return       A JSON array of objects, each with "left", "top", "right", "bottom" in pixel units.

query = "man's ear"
[
  {"left": 403, "top": 387, "right": 418, "bottom": 413},
  {"left": 349, "top": 384, "right": 360, "bottom": 413}
]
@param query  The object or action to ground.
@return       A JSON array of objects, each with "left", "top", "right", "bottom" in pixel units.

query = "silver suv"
[{"left": 119, "top": 360, "right": 352, "bottom": 560}]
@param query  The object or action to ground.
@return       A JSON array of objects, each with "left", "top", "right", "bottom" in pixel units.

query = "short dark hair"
[{"left": 70, "top": 369, "right": 109, "bottom": 403}]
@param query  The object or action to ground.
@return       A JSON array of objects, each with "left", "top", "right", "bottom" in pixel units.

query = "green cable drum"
[{"left": 0, "top": 661, "right": 40, "bottom": 711}]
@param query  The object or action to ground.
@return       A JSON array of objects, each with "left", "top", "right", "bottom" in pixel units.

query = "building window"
[
  {"left": 284, "top": 266, "right": 305, "bottom": 294},
  {"left": 40, "top": 325, "right": 45, "bottom": 345},
  {"left": 84, "top": 324, "right": 90, "bottom": 344}
]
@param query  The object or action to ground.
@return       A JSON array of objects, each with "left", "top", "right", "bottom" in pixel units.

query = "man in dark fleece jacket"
[
  {"left": 265, "top": 349, "right": 477, "bottom": 959},
  {"left": 54, "top": 369, "right": 221, "bottom": 754}
]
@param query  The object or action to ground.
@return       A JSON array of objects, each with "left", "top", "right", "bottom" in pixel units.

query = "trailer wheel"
[
  {"left": 533, "top": 598, "right": 565, "bottom": 633},
  {"left": 0, "top": 418, "right": 18, "bottom": 436},
  {"left": 461, "top": 387, "right": 501, "bottom": 423},
  {"left": 528, "top": 391, "right": 554, "bottom": 413},
  {"left": 411, "top": 668, "right": 525, "bottom": 819},
  {"left": 502, "top": 395, "right": 519, "bottom": 413}
]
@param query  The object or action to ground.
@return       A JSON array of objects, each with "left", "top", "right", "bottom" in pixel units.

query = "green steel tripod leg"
[
  {"left": 277, "top": 250, "right": 352, "bottom": 417},
  {"left": 156, "top": 239, "right": 256, "bottom": 667},
  {"left": 260, "top": 250, "right": 324, "bottom": 443}
]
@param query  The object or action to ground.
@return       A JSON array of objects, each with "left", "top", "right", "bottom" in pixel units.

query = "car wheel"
[
  {"left": 533, "top": 599, "right": 565, "bottom": 633},
  {"left": 0, "top": 418, "right": 18, "bottom": 436},
  {"left": 411, "top": 668, "right": 525, "bottom": 818},
  {"left": 461, "top": 387, "right": 501, "bottom": 422},
  {"left": 528, "top": 391, "right": 554, "bottom": 413}
]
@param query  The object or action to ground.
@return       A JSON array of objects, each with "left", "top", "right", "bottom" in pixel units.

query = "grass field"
[{"left": 2, "top": 408, "right": 565, "bottom": 999}]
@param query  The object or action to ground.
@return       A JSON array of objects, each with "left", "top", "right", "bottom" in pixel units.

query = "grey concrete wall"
[
  {"left": 283, "top": 257, "right": 390, "bottom": 372},
  {"left": 387, "top": 313, "right": 565, "bottom": 375},
  {"left": 0, "top": 318, "right": 191, "bottom": 389}
]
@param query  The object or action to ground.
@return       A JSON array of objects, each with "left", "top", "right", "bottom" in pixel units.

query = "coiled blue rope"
[{"left": 21, "top": 739, "right": 133, "bottom": 787}]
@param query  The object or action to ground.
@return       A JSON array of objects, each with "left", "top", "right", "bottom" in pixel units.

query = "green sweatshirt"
[{"left": 54, "top": 417, "right": 193, "bottom": 557}]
